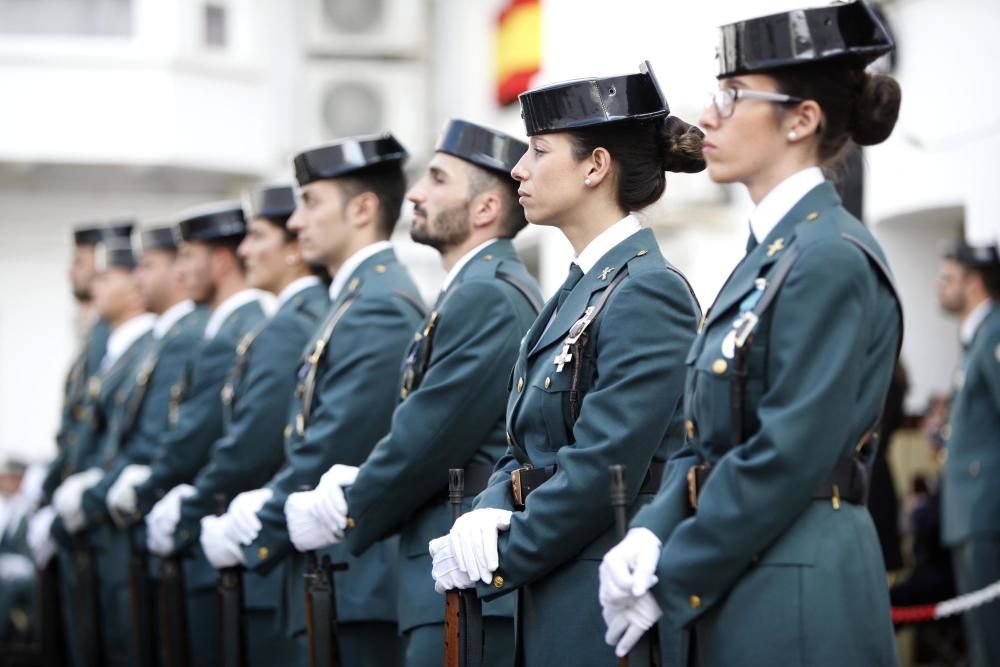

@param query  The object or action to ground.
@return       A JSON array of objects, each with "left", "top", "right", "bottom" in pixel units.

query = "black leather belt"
[
  {"left": 511, "top": 460, "right": 666, "bottom": 510},
  {"left": 687, "top": 457, "right": 867, "bottom": 510}
]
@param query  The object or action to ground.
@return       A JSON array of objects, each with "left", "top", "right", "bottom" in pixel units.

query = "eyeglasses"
[{"left": 705, "top": 88, "right": 804, "bottom": 119}]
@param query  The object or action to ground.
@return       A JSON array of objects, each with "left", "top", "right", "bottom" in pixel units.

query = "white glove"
[
  {"left": 52, "top": 467, "right": 104, "bottom": 533},
  {"left": 603, "top": 591, "right": 663, "bottom": 657},
  {"left": 106, "top": 464, "right": 152, "bottom": 516},
  {"left": 429, "top": 535, "right": 476, "bottom": 594},
  {"left": 599, "top": 527, "right": 662, "bottom": 608},
  {"left": 200, "top": 515, "right": 246, "bottom": 568},
  {"left": 225, "top": 488, "right": 273, "bottom": 545},
  {"left": 284, "top": 490, "right": 340, "bottom": 552},
  {"left": 27, "top": 506, "right": 58, "bottom": 568},
  {"left": 312, "top": 464, "right": 359, "bottom": 536},
  {"left": 448, "top": 508, "right": 512, "bottom": 584},
  {"left": 18, "top": 464, "right": 48, "bottom": 512},
  {"left": 145, "top": 484, "right": 196, "bottom": 556},
  {"left": 0, "top": 553, "right": 35, "bottom": 581}
]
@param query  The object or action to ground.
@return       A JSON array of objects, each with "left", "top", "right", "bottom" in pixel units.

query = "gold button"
[
  {"left": 970, "top": 461, "right": 981, "bottom": 477},
  {"left": 805, "top": 211, "right": 819, "bottom": 221},
  {"left": 493, "top": 575, "right": 504, "bottom": 588},
  {"left": 688, "top": 594, "right": 701, "bottom": 609},
  {"left": 544, "top": 377, "right": 551, "bottom": 389},
  {"left": 346, "top": 517, "right": 356, "bottom": 529},
  {"left": 374, "top": 264, "right": 387, "bottom": 273},
  {"left": 283, "top": 424, "right": 292, "bottom": 439},
  {"left": 685, "top": 420, "right": 696, "bottom": 439},
  {"left": 636, "top": 249, "right": 648, "bottom": 257},
  {"left": 517, "top": 377, "right": 524, "bottom": 392},
  {"left": 133, "top": 510, "right": 142, "bottom": 520},
  {"left": 483, "top": 254, "right": 494, "bottom": 261},
  {"left": 257, "top": 546, "right": 269, "bottom": 560},
  {"left": 712, "top": 359, "right": 727, "bottom": 375}
]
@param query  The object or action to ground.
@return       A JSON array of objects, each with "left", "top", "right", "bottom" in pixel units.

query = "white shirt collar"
[
  {"left": 328, "top": 240, "right": 393, "bottom": 301},
  {"left": 204, "top": 289, "right": 273, "bottom": 340},
  {"left": 574, "top": 214, "right": 642, "bottom": 274},
  {"left": 153, "top": 300, "right": 195, "bottom": 339},
  {"left": 749, "top": 166, "right": 825, "bottom": 243},
  {"left": 277, "top": 275, "right": 321, "bottom": 307},
  {"left": 100, "top": 313, "right": 156, "bottom": 372},
  {"left": 960, "top": 299, "right": 994, "bottom": 346},
  {"left": 441, "top": 239, "right": 498, "bottom": 292}
]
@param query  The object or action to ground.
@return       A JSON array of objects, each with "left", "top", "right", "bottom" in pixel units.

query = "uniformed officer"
[
  {"left": 599, "top": 4, "right": 903, "bottom": 665},
  {"left": 215, "top": 134, "right": 425, "bottom": 666},
  {"left": 937, "top": 241, "right": 1000, "bottom": 667},
  {"left": 430, "top": 65, "right": 703, "bottom": 667},
  {"left": 0, "top": 461, "right": 39, "bottom": 645},
  {"left": 125, "top": 202, "right": 269, "bottom": 667},
  {"left": 148, "top": 184, "right": 328, "bottom": 666},
  {"left": 285, "top": 119, "right": 542, "bottom": 666}
]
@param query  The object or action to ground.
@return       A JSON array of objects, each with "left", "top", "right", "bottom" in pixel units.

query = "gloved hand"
[
  {"left": 429, "top": 535, "right": 476, "bottom": 594},
  {"left": 27, "top": 506, "right": 58, "bottom": 568},
  {"left": 598, "top": 527, "right": 662, "bottom": 608},
  {"left": 312, "top": 464, "right": 359, "bottom": 537},
  {"left": 200, "top": 514, "right": 246, "bottom": 568},
  {"left": 106, "top": 464, "right": 152, "bottom": 517},
  {"left": 0, "top": 553, "right": 35, "bottom": 581},
  {"left": 18, "top": 464, "right": 47, "bottom": 513},
  {"left": 52, "top": 467, "right": 104, "bottom": 533},
  {"left": 448, "top": 508, "right": 512, "bottom": 584},
  {"left": 284, "top": 490, "right": 340, "bottom": 552},
  {"left": 146, "top": 484, "right": 196, "bottom": 556},
  {"left": 603, "top": 591, "right": 663, "bottom": 657},
  {"left": 225, "top": 488, "right": 273, "bottom": 545}
]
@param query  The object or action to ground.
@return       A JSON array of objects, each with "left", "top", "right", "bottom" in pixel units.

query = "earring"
[
  {"left": 285, "top": 255, "right": 297, "bottom": 266},
  {"left": 787, "top": 131, "right": 798, "bottom": 141},
  {"left": 584, "top": 178, "right": 592, "bottom": 186}
]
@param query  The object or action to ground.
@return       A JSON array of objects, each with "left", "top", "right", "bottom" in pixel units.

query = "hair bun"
[
  {"left": 660, "top": 116, "right": 706, "bottom": 174},
  {"left": 848, "top": 73, "right": 901, "bottom": 146}
]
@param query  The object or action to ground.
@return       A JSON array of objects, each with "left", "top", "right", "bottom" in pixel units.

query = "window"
[{"left": 0, "top": 0, "right": 132, "bottom": 37}]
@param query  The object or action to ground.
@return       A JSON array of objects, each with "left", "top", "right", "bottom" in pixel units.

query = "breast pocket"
[{"left": 689, "top": 329, "right": 733, "bottom": 453}]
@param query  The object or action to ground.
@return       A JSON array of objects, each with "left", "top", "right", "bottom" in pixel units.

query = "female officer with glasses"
[
  {"left": 430, "top": 62, "right": 703, "bottom": 666},
  {"left": 599, "top": 3, "right": 904, "bottom": 665}
]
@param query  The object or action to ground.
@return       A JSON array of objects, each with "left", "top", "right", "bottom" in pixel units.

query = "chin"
[{"left": 705, "top": 160, "right": 740, "bottom": 185}]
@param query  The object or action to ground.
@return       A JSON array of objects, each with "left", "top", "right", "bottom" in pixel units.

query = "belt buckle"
[
  {"left": 511, "top": 464, "right": 533, "bottom": 509},
  {"left": 686, "top": 464, "right": 709, "bottom": 509}
]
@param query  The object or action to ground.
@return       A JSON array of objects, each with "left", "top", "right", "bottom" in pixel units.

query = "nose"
[
  {"left": 287, "top": 208, "right": 304, "bottom": 232},
  {"left": 699, "top": 101, "right": 720, "bottom": 130},
  {"left": 510, "top": 154, "right": 528, "bottom": 183},
  {"left": 236, "top": 237, "right": 249, "bottom": 259},
  {"left": 405, "top": 184, "right": 424, "bottom": 206}
]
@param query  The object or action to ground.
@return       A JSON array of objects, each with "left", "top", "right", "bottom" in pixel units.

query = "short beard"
[{"left": 410, "top": 203, "right": 471, "bottom": 253}]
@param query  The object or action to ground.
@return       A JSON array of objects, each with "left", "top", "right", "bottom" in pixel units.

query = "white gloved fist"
[
  {"left": 448, "top": 508, "right": 512, "bottom": 584},
  {"left": 18, "top": 464, "right": 48, "bottom": 512},
  {"left": 429, "top": 535, "right": 476, "bottom": 594},
  {"left": 285, "top": 490, "right": 340, "bottom": 552},
  {"left": 27, "top": 506, "right": 58, "bottom": 568},
  {"left": 106, "top": 464, "right": 152, "bottom": 516},
  {"left": 599, "top": 527, "right": 662, "bottom": 608},
  {"left": 200, "top": 514, "right": 246, "bottom": 568},
  {"left": 0, "top": 553, "right": 35, "bottom": 581},
  {"left": 52, "top": 467, "right": 104, "bottom": 533},
  {"left": 145, "top": 484, "right": 196, "bottom": 556},
  {"left": 225, "top": 488, "right": 273, "bottom": 545},
  {"left": 603, "top": 591, "right": 663, "bottom": 657},
  {"left": 312, "top": 464, "right": 359, "bottom": 537}
]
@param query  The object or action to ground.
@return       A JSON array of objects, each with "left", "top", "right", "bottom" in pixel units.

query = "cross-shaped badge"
[
  {"left": 553, "top": 344, "right": 574, "bottom": 372},
  {"left": 599, "top": 266, "right": 615, "bottom": 280},
  {"left": 766, "top": 238, "right": 785, "bottom": 257}
]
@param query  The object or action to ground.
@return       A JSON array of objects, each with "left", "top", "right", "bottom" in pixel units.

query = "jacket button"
[
  {"left": 374, "top": 264, "right": 387, "bottom": 273},
  {"left": 712, "top": 359, "right": 728, "bottom": 375},
  {"left": 257, "top": 546, "right": 269, "bottom": 560},
  {"left": 688, "top": 594, "right": 701, "bottom": 609},
  {"left": 685, "top": 420, "right": 696, "bottom": 439},
  {"left": 805, "top": 211, "right": 819, "bottom": 221},
  {"left": 283, "top": 424, "right": 292, "bottom": 439},
  {"left": 346, "top": 517, "right": 356, "bottom": 529},
  {"left": 544, "top": 377, "right": 551, "bottom": 389},
  {"left": 493, "top": 575, "right": 504, "bottom": 588},
  {"left": 517, "top": 377, "right": 524, "bottom": 392}
]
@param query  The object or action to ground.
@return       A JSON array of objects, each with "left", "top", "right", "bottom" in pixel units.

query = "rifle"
[
  {"left": 71, "top": 533, "right": 104, "bottom": 667},
  {"left": 302, "top": 486, "right": 347, "bottom": 667},
  {"left": 215, "top": 493, "right": 247, "bottom": 667},
  {"left": 159, "top": 552, "right": 191, "bottom": 667},
  {"left": 127, "top": 522, "right": 157, "bottom": 666},
  {"left": 444, "top": 468, "right": 484, "bottom": 667}
]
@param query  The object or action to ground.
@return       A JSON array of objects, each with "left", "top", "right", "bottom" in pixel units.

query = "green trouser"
[
  {"left": 403, "top": 617, "right": 514, "bottom": 667},
  {"left": 288, "top": 620, "right": 404, "bottom": 667},
  {"left": 952, "top": 536, "right": 1000, "bottom": 667}
]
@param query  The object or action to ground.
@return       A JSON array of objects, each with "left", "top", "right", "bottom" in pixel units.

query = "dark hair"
[
  {"left": 769, "top": 61, "right": 901, "bottom": 163},
  {"left": 567, "top": 115, "right": 705, "bottom": 211},
  {"left": 974, "top": 265, "right": 1000, "bottom": 300},
  {"left": 467, "top": 168, "right": 527, "bottom": 238},
  {"left": 206, "top": 236, "right": 246, "bottom": 274},
  {"left": 338, "top": 161, "right": 407, "bottom": 238},
  {"left": 258, "top": 216, "right": 331, "bottom": 282}
]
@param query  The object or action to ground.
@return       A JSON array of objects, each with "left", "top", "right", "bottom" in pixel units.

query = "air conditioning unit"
[
  {"left": 302, "top": 0, "right": 426, "bottom": 57},
  {"left": 301, "top": 60, "right": 429, "bottom": 159}
]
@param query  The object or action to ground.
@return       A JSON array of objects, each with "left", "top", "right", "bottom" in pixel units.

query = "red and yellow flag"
[{"left": 495, "top": 0, "right": 541, "bottom": 106}]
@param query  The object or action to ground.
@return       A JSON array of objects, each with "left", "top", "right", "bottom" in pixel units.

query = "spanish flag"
[{"left": 496, "top": 0, "right": 541, "bottom": 106}]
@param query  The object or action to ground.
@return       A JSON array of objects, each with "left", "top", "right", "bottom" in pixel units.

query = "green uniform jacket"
[
  {"left": 240, "top": 248, "right": 425, "bottom": 632},
  {"left": 633, "top": 182, "right": 901, "bottom": 667},
  {"left": 133, "top": 297, "right": 266, "bottom": 515},
  {"left": 474, "top": 228, "right": 699, "bottom": 666},
  {"left": 345, "top": 240, "right": 541, "bottom": 632},
  {"left": 174, "top": 283, "right": 328, "bottom": 603},
  {"left": 942, "top": 304, "right": 1000, "bottom": 545}
]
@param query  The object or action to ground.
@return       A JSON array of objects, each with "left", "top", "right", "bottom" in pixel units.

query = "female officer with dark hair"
[
  {"left": 430, "top": 62, "right": 703, "bottom": 666},
  {"left": 599, "top": 3, "right": 904, "bottom": 665}
]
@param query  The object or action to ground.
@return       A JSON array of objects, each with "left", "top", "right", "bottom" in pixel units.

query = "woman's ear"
[
  {"left": 585, "top": 146, "right": 613, "bottom": 187},
  {"left": 785, "top": 99, "right": 823, "bottom": 143}
]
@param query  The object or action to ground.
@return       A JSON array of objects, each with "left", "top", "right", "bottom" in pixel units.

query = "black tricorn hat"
[
  {"left": 174, "top": 202, "right": 246, "bottom": 244},
  {"left": 435, "top": 119, "right": 527, "bottom": 177},
  {"left": 243, "top": 184, "right": 297, "bottom": 225},
  {"left": 518, "top": 61, "right": 669, "bottom": 136},
  {"left": 95, "top": 223, "right": 138, "bottom": 271},
  {"left": 294, "top": 134, "right": 408, "bottom": 186},
  {"left": 717, "top": 1, "right": 894, "bottom": 78},
  {"left": 138, "top": 224, "right": 178, "bottom": 252},
  {"left": 73, "top": 223, "right": 105, "bottom": 247},
  {"left": 944, "top": 241, "right": 1000, "bottom": 269}
]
